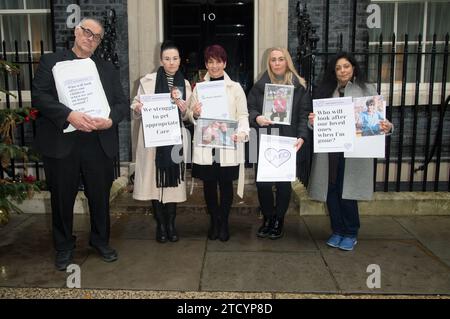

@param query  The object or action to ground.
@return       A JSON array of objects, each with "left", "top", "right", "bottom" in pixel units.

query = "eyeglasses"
[{"left": 79, "top": 26, "right": 103, "bottom": 43}]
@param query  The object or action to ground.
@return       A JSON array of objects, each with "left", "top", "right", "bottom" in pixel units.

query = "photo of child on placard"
[
  {"left": 262, "top": 84, "right": 294, "bottom": 125},
  {"left": 195, "top": 118, "right": 237, "bottom": 150},
  {"left": 354, "top": 95, "right": 386, "bottom": 137},
  {"left": 170, "top": 86, "right": 184, "bottom": 104}
]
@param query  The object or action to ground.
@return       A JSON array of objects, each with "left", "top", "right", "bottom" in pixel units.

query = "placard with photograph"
[
  {"left": 262, "top": 84, "right": 294, "bottom": 125},
  {"left": 170, "top": 86, "right": 184, "bottom": 104},
  {"left": 256, "top": 134, "right": 297, "bottom": 182},
  {"left": 195, "top": 118, "right": 238, "bottom": 150},
  {"left": 345, "top": 95, "right": 386, "bottom": 158},
  {"left": 140, "top": 93, "right": 182, "bottom": 148}
]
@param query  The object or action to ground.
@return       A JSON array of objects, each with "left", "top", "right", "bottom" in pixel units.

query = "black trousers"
[
  {"left": 43, "top": 132, "right": 114, "bottom": 251},
  {"left": 326, "top": 154, "right": 360, "bottom": 237},
  {"left": 256, "top": 181, "right": 292, "bottom": 219}
]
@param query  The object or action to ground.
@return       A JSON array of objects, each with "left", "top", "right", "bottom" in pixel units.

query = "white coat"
[
  {"left": 131, "top": 72, "right": 192, "bottom": 203},
  {"left": 186, "top": 71, "right": 250, "bottom": 197}
]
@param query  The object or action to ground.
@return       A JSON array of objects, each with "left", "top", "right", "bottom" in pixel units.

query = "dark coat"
[
  {"left": 247, "top": 72, "right": 313, "bottom": 183},
  {"left": 248, "top": 72, "right": 311, "bottom": 140},
  {"left": 31, "top": 50, "right": 128, "bottom": 159}
]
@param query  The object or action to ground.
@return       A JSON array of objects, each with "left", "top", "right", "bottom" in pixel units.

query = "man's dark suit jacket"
[{"left": 32, "top": 50, "right": 128, "bottom": 159}]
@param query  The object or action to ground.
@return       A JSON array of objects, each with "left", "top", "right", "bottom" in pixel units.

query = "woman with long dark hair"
[{"left": 308, "top": 52, "right": 393, "bottom": 251}]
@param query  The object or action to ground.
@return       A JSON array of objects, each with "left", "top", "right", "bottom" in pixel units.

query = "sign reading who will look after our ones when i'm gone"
[{"left": 313, "top": 97, "right": 356, "bottom": 153}]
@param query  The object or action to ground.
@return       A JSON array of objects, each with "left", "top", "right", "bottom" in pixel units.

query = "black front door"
[{"left": 164, "top": 0, "right": 254, "bottom": 92}]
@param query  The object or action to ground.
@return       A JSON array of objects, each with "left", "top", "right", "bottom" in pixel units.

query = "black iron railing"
[{"left": 297, "top": 33, "right": 449, "bottom": 192}]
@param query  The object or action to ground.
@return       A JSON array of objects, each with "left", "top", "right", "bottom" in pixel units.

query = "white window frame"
[
  {"left": 0, "top": 0, "right": 52, "bottom": 104},
  {"left": 369, "top": 0, "right": 450, "bottom": 105}
]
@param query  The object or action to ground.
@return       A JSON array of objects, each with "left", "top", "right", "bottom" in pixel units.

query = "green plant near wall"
[{"left": 0, "top": 59, "right": 43, "bottom": 226}]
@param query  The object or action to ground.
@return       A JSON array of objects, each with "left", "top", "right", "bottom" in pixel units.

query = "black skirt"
[{"left": 192, "top": 163, "right": 239, "bottom": 182}]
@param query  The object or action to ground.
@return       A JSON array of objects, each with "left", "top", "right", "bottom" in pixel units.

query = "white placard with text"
[
  {"left": 141, "top": 93, "right": 182, "bottom": 148},
  {"left": 313, "top": 97, "right": 356, "bottom": 153}
]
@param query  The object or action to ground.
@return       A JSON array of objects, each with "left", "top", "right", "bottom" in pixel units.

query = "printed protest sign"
[
  {"left": 141, "top": 93, "right": 182, "bottom": 148},
  {"left": 313, "top": 97, "right": 356, "bottom": 153}
]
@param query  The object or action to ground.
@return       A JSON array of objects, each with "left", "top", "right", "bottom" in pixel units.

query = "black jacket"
[
  {"left": 247, "top": 72, "right": 312, "bottom": 140},
  {"left": 31, "top": 50, "right": 128, "bottom": 159}
]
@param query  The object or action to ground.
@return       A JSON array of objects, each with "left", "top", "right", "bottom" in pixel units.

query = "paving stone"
[
  {"left": 320, "top": 240, "right": 450, "bottom": 295},
  {"left": 80, "top": 239, "right": 206, "bottom": 291},
  {"left": 0, "top": 229, "right": 89, "bottom": 288},
  {"left": 395, "top": 216, "right": 450, "bottom": 267},
  {"left": 201, "top": 251, "right": 338, "bottom": 293},
  {"left": 207, "top": 215, "right": 317, "bottom": 252}
]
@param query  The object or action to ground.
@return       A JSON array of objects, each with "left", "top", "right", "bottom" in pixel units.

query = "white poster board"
[
  {"left": 345, "top": 95, "right": 386, "bottom": 158},
  {"left": 52, "top": 58, "right": 110, "bottom": 133},
  {"left": 196, "top": 80, "right": 229, "bottom": 119},
  {"left": 256, "top": 134, "right": 297, "bottom": 182},
  {"left": 140, "top": 93, "right": 182, "bottom": 148},
  {"left": 313, "top": 97, "right": 356, "bottom": 153}
]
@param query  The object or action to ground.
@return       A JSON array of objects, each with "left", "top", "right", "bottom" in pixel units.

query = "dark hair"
[
  {"left": 204, "top": 45, "right": 227, "bottom": 64},
  {"left": 314, "top": 51, "right": 367, "bottom": 99},
  {"left": 78, "top": 17, "right": 104, "bottom": 36},
  {"left": 366, "top": 98, "right": 375, "bottom": 107},
  {"left": 160, "top": 40, "right": 180, "bottom": 59}
]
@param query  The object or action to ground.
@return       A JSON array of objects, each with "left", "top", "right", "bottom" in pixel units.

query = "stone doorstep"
[
  {"left": 292, "top": 181, "right": 450, "bottom": 216},
  {"left": 11, "top": 176, "right": 450, "bottom": 216}
]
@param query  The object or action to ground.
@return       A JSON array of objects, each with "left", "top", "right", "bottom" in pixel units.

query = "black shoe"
[
  {"left": 166, "top": 204, "right": 179, "bottom": 242},
  {"left": 218, "top": 209, "right": 230, "bottom": 242},
  {"left": 268, "top": 217, "right": 284, "bottom": 240},
  {"left": 152, "top": 201, "right": 168, "bottom": 243},
  {"left": 207, "top": 210, "right": 220, "bottom": 240},
  {"left": 256, "top": 216, "right": 274, "bottom": 238},
  {"left": 90, "top": 244, "right": 118, "bottom": 262},
  {"left": 167, "top": 224, "right": 179, "bottom": 242},
  {"left": 156, "top": 223, "right": 169, "bottom": 243},
  {"left": 55, "top": 249, "right": 74, "bottom": 271}
]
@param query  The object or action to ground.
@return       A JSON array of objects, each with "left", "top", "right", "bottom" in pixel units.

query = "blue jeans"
[{"left": 326, "top": 154, "right": 360, "bottom": 237}]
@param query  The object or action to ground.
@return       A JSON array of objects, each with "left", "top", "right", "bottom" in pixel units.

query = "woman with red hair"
[{"left": 187, "top": 45, "right": 250, "bottom": 242}]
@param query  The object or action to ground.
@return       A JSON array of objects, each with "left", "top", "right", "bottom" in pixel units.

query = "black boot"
[
  {"left": 207, "top": 209, "right": 220, "bottom": 240},
  {"left": 152, "top": 201, "right": 168, "bottom": 243},
  {"left": 257, "top": 215, "right": 275, "bottom": 238},
  {"left": 268, "top": 217, "right": 284, "bottom": 240},
  {"left": 166, "top": 203, "right": 179, "bottom": 242},
  {"left": 218, "top": 208, "right": 230, "bottom": 242}
]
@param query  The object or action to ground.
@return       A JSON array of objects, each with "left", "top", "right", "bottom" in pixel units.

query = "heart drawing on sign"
[
  {"left": 344, "top": 143, "right": 353, "bottom": 150},
  {"left": 264, "top": 148, "right": 291, "bottom": 168}
]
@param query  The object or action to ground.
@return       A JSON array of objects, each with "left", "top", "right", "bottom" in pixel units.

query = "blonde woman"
[{"left": 248, "top": 47, "right": 312, "bottom": 239}]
